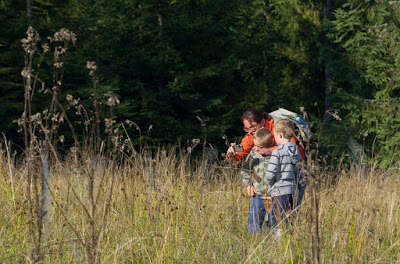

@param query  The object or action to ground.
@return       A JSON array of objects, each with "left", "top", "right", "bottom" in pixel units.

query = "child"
[
  {"left": 264, "top": 120, "right": 302, "bottom": 230},
  {"left": 240, "top": 128, "right": 274, "bottom": 233}
]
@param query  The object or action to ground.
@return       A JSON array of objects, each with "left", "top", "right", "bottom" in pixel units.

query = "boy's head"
[
  {"left": 274, "top": 120, "right": 294, "bottom": 145},
  {"left": 254, "top": 128, "right": 273, "bottom": 154}
]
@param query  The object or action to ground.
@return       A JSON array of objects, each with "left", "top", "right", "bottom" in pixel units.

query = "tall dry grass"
[{"left": 0, "top": 146, "right": 399, "bottom": 263}]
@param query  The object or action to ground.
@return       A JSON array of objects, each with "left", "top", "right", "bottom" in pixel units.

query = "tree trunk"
[
  {"left": 27, "top": 0, "right": 31, "bottom": 22},
  {"left": 324, "top": 0, "right": 332, "bottom": 114},
  {"left": 158, "top": 13, "right": 164, "bottom": 92}
]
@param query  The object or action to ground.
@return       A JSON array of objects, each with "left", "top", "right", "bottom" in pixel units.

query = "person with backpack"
[
  {"left": 240, "top": 128, "right": 274, "bottom": 233},
  {"left": 226, "top": 108, "right": 275, "bottom": 162},
  {"left": 226, "top": 108, "right": 305, "bottom": 162}
]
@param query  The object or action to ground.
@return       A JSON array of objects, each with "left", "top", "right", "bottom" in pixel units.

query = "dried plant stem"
[
  {"left": 22, "top": 32, "right": 43, "bottom": 262},
  {"left": 311, "top": 184, "right": 321, "bottom": 264},
  {"left": 121, "top": 123, "right": 137, "bottom": 158},
  {"left": 26, "top": 151, "right": 42, "bottom": 262},
  {"left": 40, "top": 154, "right": 50, "bottom": 248},
  {"left": 2, "top": 134, "right": 16, "bottom": 210},
  {"left": 22, "top": 54, "right": 31, "bottom": 151},
  {"left": 30, "top": 49, "right": 47, "bottom": 100},
  {"left": 93, "top": 77, "right": 100, "bottom": 151},
  {"left": 38, "top": 123, "right": 60, "bottom": 164},
  {"left": 56, "top": 101, "right": 82, "bottom": 151},
  {"left": 49, "top": 186, "right": 86, "bottom": 252}
]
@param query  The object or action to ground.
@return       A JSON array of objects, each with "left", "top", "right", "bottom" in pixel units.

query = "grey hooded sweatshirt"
[{"left": 264, "top": 142, "right": 301, "bottom": 197}]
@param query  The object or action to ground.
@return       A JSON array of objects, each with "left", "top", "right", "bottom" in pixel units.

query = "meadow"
[{"left": 0, "top": 146, "right": 399, "bottom": 263}]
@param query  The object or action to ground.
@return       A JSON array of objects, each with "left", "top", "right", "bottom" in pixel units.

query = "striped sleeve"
[{"left": 265, "top": 150, "right": 279, "bottom": 187}]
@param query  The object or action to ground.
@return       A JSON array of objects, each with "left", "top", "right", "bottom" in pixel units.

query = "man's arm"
[{"left": 226, "top": 135, "right": 253, "bottom": 161}]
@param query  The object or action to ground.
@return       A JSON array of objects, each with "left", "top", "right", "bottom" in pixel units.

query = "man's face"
[{"left": 243, "top": 119, "right": 261, "bottom": 136}]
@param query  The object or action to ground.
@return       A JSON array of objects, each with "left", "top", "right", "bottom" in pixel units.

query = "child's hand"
[{"left": 246, "top": 185, "right": 256, "bottom": 197}]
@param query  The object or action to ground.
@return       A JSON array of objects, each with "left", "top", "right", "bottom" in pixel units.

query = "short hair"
[
  {"left": 274, "top": 120, "right": 294, "bottom": 140},
  {"left": 242, "top": 108, "right": 270, "bottom": 124},
  {"left": 254, "top": 128, "right": 273, "bottom": 147}
]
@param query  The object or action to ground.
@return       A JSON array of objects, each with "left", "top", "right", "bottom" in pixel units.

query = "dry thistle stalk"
[
  {"left": 104, "top": 91, "right": 120, "bottom": 107},
  {"left": 86, "top": 61, "right": 102, "bottom": 150},
  {"left": 21, "top": 26, "right": 40, "bottom": 54},
  {"left": 86, "top": 61, "right": 97, "bottom": 77},
  {"left": 104, "top": 118, "right": 116, "bottom": 134},
  {"left": 19, "top": 26, "right": 81, "bottom": 262}
]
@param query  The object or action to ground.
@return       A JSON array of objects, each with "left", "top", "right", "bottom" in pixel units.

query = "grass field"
[{"left": 0, "top": 146, "right": 399, "bottom": 263}]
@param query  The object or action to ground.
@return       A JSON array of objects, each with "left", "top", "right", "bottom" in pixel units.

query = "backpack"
[{"left": 268, "top": 108, "right": 313, "bottom": 148}]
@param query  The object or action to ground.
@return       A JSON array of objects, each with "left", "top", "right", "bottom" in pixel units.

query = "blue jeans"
[
  {"left": 248, "top": 194, "right": 266, "bottom": 233},
  {"left": 269, "top": 194, "right": 293, "bottom": 229},
  {"left": 296, "top": 182, "right": 306, "bottom": 207}
]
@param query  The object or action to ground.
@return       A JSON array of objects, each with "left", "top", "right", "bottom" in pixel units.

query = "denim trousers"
[
  {"left": 269, "top": 193, "right": 293, "bottom": 229},
  {"left": 248, "top": 194, "right": 266, "bottom": 233}
]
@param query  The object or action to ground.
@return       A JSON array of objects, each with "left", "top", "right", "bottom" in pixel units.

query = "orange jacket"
[
  {"left": 227, "top": 118, "right": 274, "bottom": 161},
  {"left": 227, "top": 118, "right": 305, "bottom": 161}
]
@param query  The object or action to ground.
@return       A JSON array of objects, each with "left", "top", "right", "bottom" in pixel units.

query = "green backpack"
[{"left": 268, "top": 108, "right": 312, "bottom": 148}]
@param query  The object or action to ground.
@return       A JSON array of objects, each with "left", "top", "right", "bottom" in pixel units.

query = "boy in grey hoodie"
[{"left": 265, "top": 120, "right": 302, "bottom": 229}]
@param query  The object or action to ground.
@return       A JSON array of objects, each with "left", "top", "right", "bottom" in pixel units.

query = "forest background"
[{"left": 1, "top": 0, "right": 400, "bottom": 167}]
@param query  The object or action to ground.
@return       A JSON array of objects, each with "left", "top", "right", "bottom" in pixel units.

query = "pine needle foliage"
[{"left": 328, "top": 0, "right": 400, "bottom": 167}]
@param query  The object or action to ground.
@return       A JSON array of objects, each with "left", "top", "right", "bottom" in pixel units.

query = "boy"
[
  {"left": 265, "top": 120, "right": 302, "bottom": 230},
  {"left": 240, "top": 128, "right": 274, "bottom": 233}
]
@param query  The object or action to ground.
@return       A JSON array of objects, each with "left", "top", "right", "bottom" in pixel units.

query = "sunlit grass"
[{"left": 0, "top": 147, "right": 399, "bottom": 263}]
